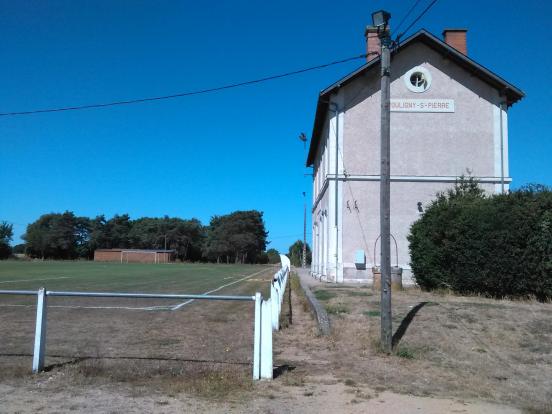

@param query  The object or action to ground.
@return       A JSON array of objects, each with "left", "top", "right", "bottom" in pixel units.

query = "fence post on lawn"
[
  {"left": 32, "top": 288, "right": 47, "bottom": 373},
  {"left": 260, "top": 298, "right": 273, "bottom": 379},
  {"left": 271, "top": 282, "right": 279, "bottom": 331},
  {"left": 278, "top": 276, "right": 283, "bottom": 315},
  {"left": 253, "top": 292, "right": 262, "bottom": 380}
]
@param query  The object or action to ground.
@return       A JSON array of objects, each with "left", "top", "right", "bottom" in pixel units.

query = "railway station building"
[{"left": 307, "top": 28, "right": 524, "bottom": 284}]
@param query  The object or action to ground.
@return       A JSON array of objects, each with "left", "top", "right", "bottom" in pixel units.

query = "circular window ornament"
[{"left": 404, "top": 66, "right": 432, "bottom": 93}]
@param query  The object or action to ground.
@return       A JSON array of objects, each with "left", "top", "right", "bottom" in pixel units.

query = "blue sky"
[{"left": 1, "top": 0, "right": 550, "bottom": 251}]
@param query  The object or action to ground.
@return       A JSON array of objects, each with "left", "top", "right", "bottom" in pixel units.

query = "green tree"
[
  {"left": 23, "top": 212, "right": 91, "bottom": 259},
  {"left": 88, "top": 215, "right": 109, "bottom": 253},
  {"left": 203, "top": 211, "right": 268, "bottom": 263},
  {"left": 105, "top": 214, "right": 132, "bottom": 248},
  {"left": 0, "top": 221, "right": 13, "bottom": 259},
  {"left": 266, "top": 248, "right": 281, "bottom": 264},
  {"left": 12, "top": 244, "right": 26, "bottom": 254},
  {"left": 204, "top": 215, "right": 232, "bottom": 263},
  {"left": 288, "top": 240, "right": 311, "bottom": 267},
  {"left": 128, "top": 216, "right": 205, "bottom": 261}
]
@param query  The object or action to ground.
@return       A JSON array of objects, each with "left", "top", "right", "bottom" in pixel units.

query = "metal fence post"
[
  {"left": 32, "top": 288, "right": 47, "bottom": 373},
  {"left": 253, "top": 292, "right": 261, "bottom": 380},
  {"left": 260, "top": 298, "right": 273, "bottom": 379}
]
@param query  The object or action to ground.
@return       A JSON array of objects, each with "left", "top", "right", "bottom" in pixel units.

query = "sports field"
[{"left": 0, "top": 261, "right": 275, "bottom": 377}]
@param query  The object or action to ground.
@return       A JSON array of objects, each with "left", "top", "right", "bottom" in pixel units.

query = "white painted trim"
[
  {"left": 502, "top": 107, "right": 510, "bottom": 191},
  {"left": 337, "top": 170, "right": 343, "bottom": 282},
  {"left": 313, "top": 172, "right": 512, "bottom": 217},
  {"left": 324, "top": 174, "right": 512, "bottom": 184},
  {"left": 337, "top": 96, "right": 344, "bottom": 283},
  {"left": 493, "top": 103, "right": 511, "bottom": 193},
  {"left": 404, "top": 66, "right": 432, "bottom": 93},
  {"left": 493, "top": 104, "right": 502, "bottom": 193},
  {"left": 323, "top": 210, "right": 328, "bottom": 279}
]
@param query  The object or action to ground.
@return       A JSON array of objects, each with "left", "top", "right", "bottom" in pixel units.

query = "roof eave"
[{"left": 306, "top": 29, "right": 525, "bottom": 167}]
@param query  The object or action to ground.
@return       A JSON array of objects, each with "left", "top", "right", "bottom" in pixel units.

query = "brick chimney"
[
  {"left": 443, "top": 29, "right": 467, "bottom": 55},
  {"left": 365, "top": 26, "right": 380, "bottom": 61}
]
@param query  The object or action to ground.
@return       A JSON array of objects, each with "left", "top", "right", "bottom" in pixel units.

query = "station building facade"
[{"left": 307, "top": 28, "right": 524, "bottom": 284}]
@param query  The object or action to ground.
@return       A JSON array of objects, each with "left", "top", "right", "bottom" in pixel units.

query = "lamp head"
[{"left": 371, "top": 10, "right": 391, "bottom": 28}]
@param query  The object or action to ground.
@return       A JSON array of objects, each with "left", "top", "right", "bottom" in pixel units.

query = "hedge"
[{"left": 408, "top": 179, "right": 552, "bottom": 300}]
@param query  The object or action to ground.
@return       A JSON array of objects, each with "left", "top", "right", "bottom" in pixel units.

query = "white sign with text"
[{"left": 390, "top": 99, "right": 455, "bottom": 113}]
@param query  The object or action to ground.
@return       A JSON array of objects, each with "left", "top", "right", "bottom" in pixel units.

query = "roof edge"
[{"left": 306, "top": 29, "right": 525, "bottom": 166}]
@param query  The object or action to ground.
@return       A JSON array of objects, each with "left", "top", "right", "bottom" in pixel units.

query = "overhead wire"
[
  {"left": 395, "top": 0, "right": 440, "bottom": 43},
  {"left": 394, "top": 0, "right": 425, "bottom": 35},
  {"left": 0, "top": 53, "right": 370, "bottom": 117},
  {"left": 0, "top": 1, "right": 437, "bottom": 119}
]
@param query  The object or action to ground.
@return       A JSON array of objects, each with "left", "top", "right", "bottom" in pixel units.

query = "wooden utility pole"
[{"left": 379, "top": 27, "right": 393, "bottom": 353}]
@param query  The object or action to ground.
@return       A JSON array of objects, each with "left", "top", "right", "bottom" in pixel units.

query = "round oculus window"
[{"left": 404, "top": 66, "right": 432, "bottom": 93}]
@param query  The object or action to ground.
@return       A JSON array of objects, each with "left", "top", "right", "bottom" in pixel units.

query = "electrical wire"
[
  {"left": 0, "top": 53, "right": 370, "bottom": 118},
  {"left": 394, "top": 0, "right": 425, "bottom": 35},
  {"left": 395, "top": 0, "right": 440, "bottom": 43}
]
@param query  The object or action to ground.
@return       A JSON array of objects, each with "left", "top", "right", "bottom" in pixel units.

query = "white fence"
[
  {"left": 270, "top": 255, "right": 290, "bottom": 331},
  {"left": 253, "top": 254, "right": 290, "bottom": 379},
  {"left": 0, "top": 256, "right": 292, "bottom": 381}
]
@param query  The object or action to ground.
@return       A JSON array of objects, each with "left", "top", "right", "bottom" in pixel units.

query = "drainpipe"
[
  {"left": 499, "top": 101, "right": 505, "bottom": 194},
  {"left": 330, "top": 102, "right": 340, "bottom": 283}
]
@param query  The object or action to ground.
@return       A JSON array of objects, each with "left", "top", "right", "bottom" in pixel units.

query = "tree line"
[
  {"left": 5, "top": 210, "right": 271, "bottom": 263},
  {"left": 0, "top": 221, "right": 13, "bottom": 259}
]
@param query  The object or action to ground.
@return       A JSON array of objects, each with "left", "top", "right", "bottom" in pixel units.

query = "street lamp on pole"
[
  {"left": 372, "top": 9, "right": 393, "bottom": 354},
  {"left": 299, "top": 132, "right": 308, "bottom": 269}
]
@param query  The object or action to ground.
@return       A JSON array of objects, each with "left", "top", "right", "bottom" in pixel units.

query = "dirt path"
[{"left": 0, "top": 380, "right": 520, "bottom": 414}]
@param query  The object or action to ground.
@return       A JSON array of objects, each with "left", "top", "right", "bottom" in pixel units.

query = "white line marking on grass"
[
  {"left": 0, "top": 276, "right": 70, "bottom": 284},
  {"left": 171, "top": 268, "right": 269, "bottom": 311}
]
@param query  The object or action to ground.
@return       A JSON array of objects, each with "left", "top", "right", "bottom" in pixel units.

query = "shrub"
[{"left": 408, "top": 179, "right": 552, "bottom": 300}]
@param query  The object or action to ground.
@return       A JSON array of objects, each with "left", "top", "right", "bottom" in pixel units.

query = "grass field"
[
  {"left": 0, "top": 260, "right": 270, "bottom": 295},
  {"left": 0, "top": 260, "right": 275, "bottom": 381}
]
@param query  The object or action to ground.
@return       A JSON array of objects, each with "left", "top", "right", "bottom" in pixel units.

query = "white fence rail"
[
  {"left": 270, "top": 255, "right": 290, "bottom": 331},
  {"left": 0, "top": 256, "right": 292, "bottom": 381}
]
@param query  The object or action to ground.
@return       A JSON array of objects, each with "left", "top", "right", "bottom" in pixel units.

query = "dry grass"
[
  {"left": 0, "top": 357, "right": 254, "bottom": 401},
  {"left": 305, "top": 284, "right": 552, "bottom": 412},
  {"left": 290, "top": 273, "right": 310, "bottom": 314}
]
